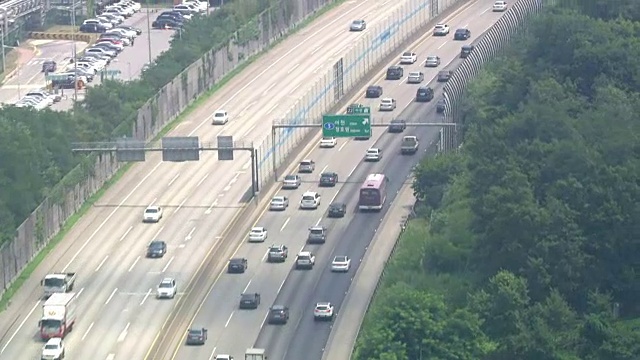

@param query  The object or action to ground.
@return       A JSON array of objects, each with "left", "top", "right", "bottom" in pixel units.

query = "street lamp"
[
  {"left": 0, "top": 8, "right": 8, "bottom": 75},
  {"left": 69, "top": 0, "right": 78, "bottom": 102}
]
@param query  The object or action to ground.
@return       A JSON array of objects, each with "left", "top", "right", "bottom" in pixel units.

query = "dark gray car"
[{"left": 308, "top": 226, "right": 327, "bottom": 244}]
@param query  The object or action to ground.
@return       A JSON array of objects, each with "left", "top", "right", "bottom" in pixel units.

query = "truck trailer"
[
  {"left": 39, "top": 292, "right": 77, "bottom": 340},
  {"left": 42, "top": 272, "right": 76, "bottom": 297},
  {"left": 245, "top": 348, "right": 266, "bottom": 360}
]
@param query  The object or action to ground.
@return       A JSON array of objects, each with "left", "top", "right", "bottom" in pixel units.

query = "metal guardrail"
[{"left": 443, "top": 0, "right": 548, "bottom": 123}]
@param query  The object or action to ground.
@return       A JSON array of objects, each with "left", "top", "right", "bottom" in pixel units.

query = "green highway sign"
[
  {"left": 45, "top": 74, "right": 72, "bottom": 81},
  {"left": 100, "top": 69, "right": 122, "bottom": 76},
  {"left": 322, "top": 114, "right": 371, "bottom": 138},
  {"left": 346, "top": 104, "right": 371, "bottom": 114}
]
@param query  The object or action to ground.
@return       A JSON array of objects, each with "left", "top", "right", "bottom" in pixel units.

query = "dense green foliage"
[
  {"left": 0, "top": 0, "right": 274, "bottom": 243},
  {"left": 354, "top": 5, "right": 640, "bottom": 360}
]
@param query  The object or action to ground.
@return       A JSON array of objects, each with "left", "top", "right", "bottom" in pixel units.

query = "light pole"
[
  {"left": 70, "top": 0, "right": 78, "bottom": 102},
  {"left": 145, "top": 1, "right": 151, "bottom": 64},
  {"left": 0, "top": 8, "right": 7, "bottom": 75},
  {"left": 3, "top": 44, "right": 20, "bottom": 98}
]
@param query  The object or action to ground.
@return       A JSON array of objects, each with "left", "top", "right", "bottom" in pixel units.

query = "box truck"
[{"left": 39, "top": 292, "right": 77, "bottom": 340}]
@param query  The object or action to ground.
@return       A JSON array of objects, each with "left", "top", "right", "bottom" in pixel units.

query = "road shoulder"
[{"left": 322, "top": 176, "right": 416, "bottom": 360}]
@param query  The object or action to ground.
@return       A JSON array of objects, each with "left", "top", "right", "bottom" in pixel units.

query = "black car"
[
  {"left": 159, "top": 11, "right": 188, "bottom": 22},
  {"left": 388, "top": 119, "right": 407, "bottom": 132},
  {"left": 186, "top": 328, "right": 207, "bottom": 345},
  {"left": 319, "top": 172, "right": 338, "bottom": 187},
  {"left": 41, "top": 60, "right": 56, "bottom": 73},
  {"left": 436, "top": 99, "right": 446, "bottom": 113},
  {"left": 268, "top": 305, "right": 290, "bottom": 324},
  {"left": 415, "top": 86, "right": 434, "bottom": 102},
  {"left": 454, "top": 28, "right": 471, "bottom": 40},
  {"left": 51, "top": 74, "right": 81, "bottom": 89},
  {"left": 152, "top": 18, "right": 183, "bottom": 29},
  {"left": 228, "top": 258, "right": 248, "bottom": 273},
  {"left": 117, "top": 25, "right": 143, "bottom": 35},
  {"left": 437, "top": 70, "right": 452, "bottom": 82},
  {"left": 146, "top": 240, "right": 167, "bottom": 258},
  {"left": 239, "top": 293, "right": 261, "bottom": 309},
  {"left": 365, "top": 85, "right": 383, "bottom": 98},
  {"left": 79, "top": 23, "right": 107, "bottom": 33},
  {"left": 386, "top": 66, "right": 403, "bottom": 80},
  {"left": 328, "top": 202, "right": 346, "bottom": 218},
  {"left": 460, "top": 45, "right": 474, "bottom": 58}
]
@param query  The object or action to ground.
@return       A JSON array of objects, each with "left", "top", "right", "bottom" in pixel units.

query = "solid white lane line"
[
  {"left": 62, "top": 162, "right": 164, "bottom": 272},
  {"left": 105, "top": 288, "right": 118, "bottom": 305},
  {"left": 95, "top": 255, "right": 109, "bottom": 272},
  {"left": 140, "top": 288, "right": 152, "bottom": 306},
  {"left": 149, "top": 198, "right": 157, "bottom": 206},
  {"left": 0, "top": 302, "right": 40, "bottom": 354},
  {"left": 186, "top": 227, "right": 196, "bottom": 241},
  {"left": 76, "top": 288, "right": 85, "bottom": 299},
  {"left": 225, "top": 312, "right": 234, "bottom": 328},
  {"left": 119, "top": 226, "right": 133, "bottom": 242},
  {"left": 438, "top": 41, "right": 447, "bottom": 49},
  {"left": 162, "top": 256, "right": 174, "bottom": 273},
  {"left": 243, "top": 279, "right": 252, "bottom": 293},
  {"left": 128, "top": 256, "right": 141, "bottom": 272},
  {"left": 280, "top": 217, "right": 290, "bottom": 231},
  {"left": 338, "top": 141, "right": 349, "bottom": 152},
  {"left": 81, "top": 322, "right": 94, "bottom": 341},
  {"left": 348, "top": 164, "right": 357, "bottom": 177},
  {"left": 266, "top": 104, "right": 279, "bottom": 114}
]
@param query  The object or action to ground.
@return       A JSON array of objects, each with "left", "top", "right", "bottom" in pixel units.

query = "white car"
[
  {"left": 331, "top": 256, "right": 351, "bottom": 272},
  {"left": 83, "top": 18, "right": 113, "bottom": 29},
  {"left": 106, "top": 27, "right": 136, "bottom": 39},
  {"left": 98, "top": 14, "right": 122, "bottom": 25},
  {"left": 121, "top": 1, "right": 141, "bottom": 12},
  {"left": 379, "top": 98, "right": 396, "bottom": 111},
  {"left": 399, "top": 52, "right": 417, "bottom": 64},
  {"left": 106, "top": 4, "right": 134, "bottom": 16},
  {"left": 211, "top": 110, "right": 229, "bottom": 125},
  {"left": 300, "top": 191, "right": 321, "bottom": 209},
  {"left": 433, "top": 23, "right": 450, "bottom": 36},
  {"left": 85, "top": 47, "right": 116, "bottom": 58},
  {"left": 143, "top": 205, "right": 163, "bottom": 223},
  {"left": 493, "top": 0, "right": 508, "bottom": 11},
  {"left": 248, "top": 227, "right": 268, "bottom": 242},
  {"left": 214, "top": 355, "right": 232, "bottom": 360},
  {"left": 185, "top": 0, "right": 208, "bottom": 12},
  {"left": 313, "top": 302, "right": 335, "bottom": 320},
  {"left": 319, "top": 137, "right": 337, "bottom": 148},
  {"left": 269, "top": 195, "right": 289, "bottom": 211},
  {"left": 282, "top": 174, "right": 301, "bottom": 189},
  {"left": 295, "top": 251, "right": 315, "bottom": 269},
  {"left": 157, "top": 278, "right": 177, "bottom": 299},
  {"left": 174, "top": 3, "right": 198, "bottom": 13},
  {"left": 25, "top": 90, "right": 58, "bottom": 104},
  {"left": 364, "top": 148, "right": 382, "bottom": 161},
  {"left": 41, "top": 337, "right": 65, "bottom": 360}
]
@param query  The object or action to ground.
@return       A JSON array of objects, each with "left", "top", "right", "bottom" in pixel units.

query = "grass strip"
[{"left": 0, "top": 0, "right": 346, "bottom": 310}]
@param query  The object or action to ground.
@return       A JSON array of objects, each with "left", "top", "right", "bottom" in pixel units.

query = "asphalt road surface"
[
  {"left": 165, "top": 1, "right": 506, "bottom": 360},
  {"left": 0, "top": 0, "right": 421, "bottom": 359}
]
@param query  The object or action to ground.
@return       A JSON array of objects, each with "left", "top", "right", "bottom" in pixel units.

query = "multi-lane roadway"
[
  {"left": 0, "top": 0, "right": 417, "bottom": 359},
  {"left": 165, "top": 1, "right": 506, "bottom": 359},
  {"left": 0, "top": 8, "right": 174, "bottom": 110}
]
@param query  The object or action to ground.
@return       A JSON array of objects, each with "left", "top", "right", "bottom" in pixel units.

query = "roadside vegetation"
[
  {"left": 0, "top": 0, "right": 272, "bottom": 244},
  {"left": 353, "top": 2, "right": 640, "bottom": 359}
]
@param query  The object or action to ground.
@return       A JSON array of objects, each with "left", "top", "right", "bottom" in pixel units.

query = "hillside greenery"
[
  {"left": 0, "top": 0, "right": 276, "bottom": 244},
  {"left": 354, "top": 3, "right": 640, "bottom": 360}
]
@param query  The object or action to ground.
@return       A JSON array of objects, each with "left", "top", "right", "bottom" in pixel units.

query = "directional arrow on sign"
[{"left": 362, "top": 118, "right": 369, "bottom": 125}]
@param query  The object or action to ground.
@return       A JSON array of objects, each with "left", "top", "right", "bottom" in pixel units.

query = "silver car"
[
  {"left": 407, "top": 72, "right": 424, "bottom": 84},
  {"left": 282, "top": 175, "right": 301, "bottom": 189},
  {"left": 424, "top": 55, "right": 441, "bottom": 67},
  {"left": 298, "top": 159, "right": 315, "bottom": 173},
  {"left": 350, "top": 19, "right": 366, "bottom": 31},
  {"left": 269, "top": 196, "right": 289, "bottom": 211}
]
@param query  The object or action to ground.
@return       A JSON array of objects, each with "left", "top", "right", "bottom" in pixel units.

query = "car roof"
[
  {"left": 381, "top": 97, "right": 393, "bottom": 101},
  {"left": 316, "top": 302, "right": 331, "bottom": 307},
  {"left": 188, "top": 328, "right": 204, "bottom": 334},
  {"left": 309, "top": 225, "right": 324, "bottom": 230},
  {"left": 367, "top": 148, "right": 380, "bottom": 151},
  {"left": 251, "top": 226, "right": 265, "bottom": 231},
  {"left": 300, "top": 159, "right": 313, "bottom": 163},
  {"left": 46, "top": 338, "right": 63, "bottom": 345},
  {"left": 298, "top": 251, "right": 312, "bottom": 256},
  {"left": 302, "top": 191, "right": 317, "bottom": 196},
  {"left": 272, "top": 196, "right": 285, "bottom": 200},
  {"left": 321, "top": 172, "right": 336, "bottom": 176},
  {"left": 230, "top": 258, "right": 245, "bottom": 263},
  {"left": 149, "top": 240, "right": 165, "bottom": 245},
  {"left": 241, "top": 293, "right": 257, "bottom": 298},
  {"left": 330, "top": 202, "right": 345, "bottom": 207},
  {"left": 146, "top": 205, "right": 160, "bottom": 210},
  {"left": 284, "top": 174, "right": 297, "bottom": 179},
  {"left": 334, "top": 255, "right": 348, "bottom": 261},
  {"left": 161, "top": 278, "right": 174, "bottom": 283},
  {"left": 271, "top": 304, "right": 286, "bottom": 310}
]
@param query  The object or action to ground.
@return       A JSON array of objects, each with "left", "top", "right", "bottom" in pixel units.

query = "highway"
[
  {"left": 0, "top": 0, "right": 416, "bottom": 359},
  {"left": 167, "top": 0, "right": 505, "bottom": 359}
]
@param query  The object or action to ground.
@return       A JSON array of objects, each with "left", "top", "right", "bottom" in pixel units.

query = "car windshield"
[
  {"left": 145, "top": 208, "right": 158, "bottom": 213},
  {"left": 402, "top": 52, "right": 411, "bottom": 56},
  {"left": 300, "top": 161, "right": 312, "bottom": 166},
  {"left": 241, "top": 294, "right": 254, "bottom": 300},
  {"left": 310, "top": 229, "right": 323, "bottom": 235},
  {"left": 270, "top": 247, "right": 282, "bottom": 252},
  {"left": 334, "top": 256, "right": 347, "bottom": 262},
  {"left": 44, "top": 344, "right": 58, "bottom": 350},
  {"left": 188, "top": 330, "right": 201, "bottom": 336},
  {"left": 298, "top": 254, "right": 310, "bottom": 260},
  {"left": 251, "top": 228, "right": 263, "bottom": 234},
  {"left": 284, "top": 175, "right": 296, "bottom": 180},
  {"left": 214, "top": 112, "right": 225, "bottom": 117},
  {"left": 367, "top": 149, "right": 378, "bottom": 154},
  {"left": 410, "top": 72, "right": 420, "bottom": 77},
  {"left": 302, "top": 195, "right": 315, "bottom": 201},
  {"left": 159, "top": 282, "right": 172, "bottom": 288},
  {"left": 322, "top": 137, "right": 333, "bottom": 141},
  {"left": 317, "top": 305, "right": 330, "bottom": 310},
  {"left": 150, "top": 242, "right": 163, "bottom": 249},
  {"left": 427, "top": 56, "right": 437, "bottom": 60}
]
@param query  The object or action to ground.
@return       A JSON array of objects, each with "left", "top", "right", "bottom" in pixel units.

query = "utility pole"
[
  {"left": 0, "top": 9, "right": 5, "bottom": 75},
  {"left": 146, "top": 0, "right": 152, "bottom": 64},
  {"left": 71, "top": 0, "right": 78, "bottom": 102}
]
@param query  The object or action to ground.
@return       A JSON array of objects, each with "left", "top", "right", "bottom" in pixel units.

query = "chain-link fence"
[{"left": 443, "top": 0, "right": 548, "bottom": 123}]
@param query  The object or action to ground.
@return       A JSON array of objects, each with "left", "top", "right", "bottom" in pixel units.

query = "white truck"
[
  {"left": 400, "top": 135, "right": 419, "bottom": 155},
  {"left": 245, "top": 348, "right": 267, "bottom": 360},
  {"left": 42, "top": 272, "right": 76, "bottom": 297},
  {"left": 39, "top": 292, "right": 77, "bottom": 340}
]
